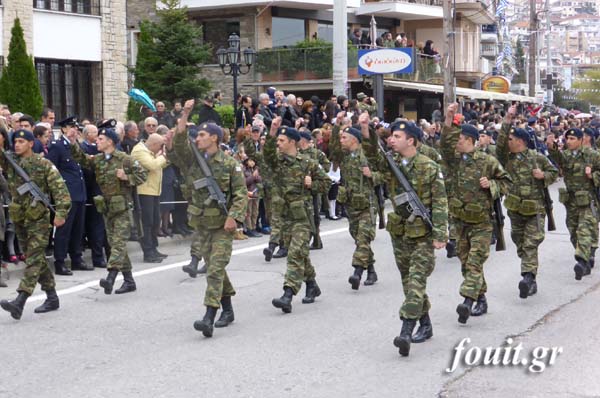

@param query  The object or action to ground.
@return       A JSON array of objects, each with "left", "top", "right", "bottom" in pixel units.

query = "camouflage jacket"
[
  {"left": 262, "top": 134, "right": 331, "bottom": 219},
  {"left": 548, "top": 143, "right": 600, "bottom": 196},
  {"left": 478, "top": 144, "right": 497, "bottom": 158},
  {"left": 0, "top": 151, "right": 71, "bottom": 221},
  {"left": 172, "top": 131, "right": 247, "bottom": 225},
  {"left": 358, "top": 101, "right": 378, "bottom": 118},
  {"left": 496, "top": 123, "right": 558, "bottom": 211},
  {"left": 441, "top": 125, "right": 511, "bottom": 221},
  {"left": 329, "top": 125, "right": 383, "bottom": 202},
  {"left": 243, "top": 138, "right": 276, "bottom": 192},
  {"left": 363, "top": 131, "right": 448, "bottom": 242},
  {"left": 299, "top": 146, "right": 331, "bottom": 173},
  {"left": 418, "top": 143, "right": 442, "bottom": 164}
]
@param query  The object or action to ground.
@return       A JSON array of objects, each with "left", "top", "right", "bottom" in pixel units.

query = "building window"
[
  {"left": 33, "top": 0, "right": 100, "bottom": 16},
  {"left": 272, "top": 17, "right": 305, "bottom": 47},
  {"left": 36, "top": 59, "right": 94, "bottom": 121},
  {"left": 317, "top": 23, "right": 334, "bottom": 43},
  {"left": 200, "top": 20, "right": 240, "bottom": 63}
]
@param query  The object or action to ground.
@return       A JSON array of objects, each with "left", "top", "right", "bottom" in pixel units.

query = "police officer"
[
  {"left": 547, "top": 127, "right": 600, "bottom": 279},
  {"left": 329, "top": 112, "right": 381, "bottom": 289},
  {"left": 362, "top": 116, "right": 448, "bottom": 357},
  {"left": 47, "top": 116, "right": 89, "bottom": 274},
  {"left": 0, "top": 129, "right": 71, "bottom": 320},
  {"left": 441, "top": 103, "right": 511, "bottom": 324},
  {"left": 496, "top": 105, "right": 558, "bottom": 298}
]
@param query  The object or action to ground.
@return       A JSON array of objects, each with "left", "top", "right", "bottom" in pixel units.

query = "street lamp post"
[{"left": 216, "top": 33, "right": 256, "bottom": 108}]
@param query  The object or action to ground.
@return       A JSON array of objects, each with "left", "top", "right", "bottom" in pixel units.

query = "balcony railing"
[
  {"left": 254, "top": 47, "right": 443, "bottom": 84},
  {"left": 362, "top": 0, "right": 444, "bottom": 6},
  {"left": 481, "top": 43, "right": 498, "bottom": 58}
]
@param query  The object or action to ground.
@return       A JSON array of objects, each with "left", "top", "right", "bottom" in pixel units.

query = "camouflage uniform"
[
  {"left": 441, "top": 125, "right": 511, "bottom": 301},
  {"left": 171, "top": 131, "right": 248, "bottom": 309},
  {"left": 496, "top": 124, "right": 558, "bottom": 276},
  {"left": 548, "top": 143, "right": 600, "bottom": 264},
  {"left": 363, "top": 134, "right": 448, "bottom": 321},
  {"left": 418, "top": 142, "right": 442, "bottom": 164},
  {"left": 263, "top": 134, "right": 331, "bottom": 295},
  {"left": 299, "top": 146, "right": 331, "bottom": 248},
  {"left": 71, "top": 145, "right": 147, "bottom": 273},
  {"left": 329, "top": 125, "right": 381, "bottom": 271},
  {"left": 1, "top": 152, "right": 71, "bottom": 295},
  {"left": 478, "top": 144, "right": 497, "bottom": 158},
  {"left": 358, "top": 100, "right": 378, "bottom": 118}
]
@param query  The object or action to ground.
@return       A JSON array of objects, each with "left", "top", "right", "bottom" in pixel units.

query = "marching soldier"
[
  {"left": 172, "top": 100, "right": 248, "bottom": 337},
  {"left": 478, "top": 129, "right": 497, "bottom": 158},
  {"left": 496, "top": 106, "right": 558, "bottom": 298},
  {"left": 547, "top": 127, "right": 600, "bottom": 279},
  {"left": 582, "top": 127, "right": 600, "bottom": 268},
  {"left": 0, "top": 129, "right": 71, "bottom": 320},
  {"left": 361, "top": 116, "right": 448, "bottom": 357},
  {"left": 329, "top": 112, "right": 381, "bottom": 289},
  {"left": 265, "top": 117, "right": 331, "bottom": 313},
  {"left": 441, "top": 103, "right": 511, "bottom": 324},
  {"left": 298, "top": 130, "right": 331, "bottom": 250},
  {"left": 69, "top": 124, "right": 147, "bottom": 295}
]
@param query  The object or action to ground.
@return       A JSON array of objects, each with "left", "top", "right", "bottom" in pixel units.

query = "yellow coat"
[{"left": 130, "top": 142, "right": 167, "bottom": 196}]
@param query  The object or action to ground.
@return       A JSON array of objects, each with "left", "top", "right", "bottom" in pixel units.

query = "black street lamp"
[{"left": 217, "top": 33, "right": 256, "bottom": 108}]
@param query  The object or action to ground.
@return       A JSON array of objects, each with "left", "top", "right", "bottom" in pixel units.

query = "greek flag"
[{"left": 496, "top": 0, "right": 508, "bottom": 17}]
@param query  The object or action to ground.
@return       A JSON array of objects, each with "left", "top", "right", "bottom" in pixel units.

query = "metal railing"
[
  {"left": 254, "top": 47, "right": 443, "bottom": 84},
  {"left": 33, "top": 0, "right": 101, "bottom": 16},
  {"left": 362, "top": 0, "right": 443, "bottom": 6}
]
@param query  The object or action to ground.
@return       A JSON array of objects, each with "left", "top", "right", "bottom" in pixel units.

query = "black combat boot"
[
  {"left": 471, "top": 294, "right": 488, "bottom": 316},
  {"left": 0, "top": 291, "right": 30, "bottom": 320},
  {"left": 519, "top": 272, "right": 535, "bottom": 299},
  {"left": 446, "top": 239, "right": 457, "bottom": 258},
  {"left": 528, "top": 275, "right": 538, "bottom": 296},
  {"left": 182, "top": 255, "right": 200, "bottom": 278},
  {"left": 34, "top": 289, "right": 60, "bottom": 314},
  {"left": 272, "top": 245, "right": 288, "bottom": 259},
  {"left": 348, "top": 266, "right": 364, "bottom": 290},
  {"left": 214, "top": 296, "right": 234, "bottom": 328},
  {"left": 590, "top": 248, "right": 597, "bottom": 269},
  {"left": 301, "top": 280, "right": 322, "bottom": 304},
  {"left": 193, "top": 306, "right": 218, "bottom": 337},
  {"left": 574, "top": 257, "right": 587, "bottom": 280},
  {"left": 54, "top": 262, "right": 73, "bottom": 276},
  {"left": 115, "top": 271, "right": 137, "bottom": 294},
  {"left": 153, "top": 249, "right": 168, "bottom": 259},
  {"left": 272, "top": 286, "right": 294, "bottom": 313},
  {"left": 393, "top": 318, "right": 417, "bottom": 357},
  {"left": 364, "top": 265, "right": 378, "bottom": 286},
  {"left": 411, "top": 313, "right": 433, "bottom": 343},
  {"left": 310, "top": 235, "right": 323, "bottom": 250},
  {"left": 263, "top": 242, "right": 278, "bottom": 262},
  {"left": 99, "top": 269, "right": 119, "bottom": 295},
  {"left": 456, "top": 297, "right": 474, "bottom": 324}
]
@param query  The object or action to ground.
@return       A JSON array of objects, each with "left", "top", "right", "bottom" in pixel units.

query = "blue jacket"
[{"left": 46, "top": 136, "right": 87, "bottom": 202}]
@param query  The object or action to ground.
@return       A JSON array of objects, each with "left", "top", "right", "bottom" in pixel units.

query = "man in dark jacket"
[{"left": 197, "top": 96, "right": 222, "bottom": 126}]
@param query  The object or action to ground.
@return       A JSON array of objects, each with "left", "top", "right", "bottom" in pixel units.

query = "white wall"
[
  {"left": 415, "top": 28, "right": 444, "bottom": 52},
  {"left": 0, "top": 6, "right": 4, "bottom": 56},
  {"left": 32, "top": 10, "right": 101, "bottom": 61}
]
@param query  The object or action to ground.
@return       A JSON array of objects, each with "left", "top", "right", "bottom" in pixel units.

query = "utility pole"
[
  {"left": 545, "top": 0, "right": 553, "bottom": 104},
  {"left": 528, "top": 0, "right": 537, "bottom": 97},
  {"left": 443, "top": 0, "right": 456, "bottom": 106},
  {"left": 332, "top": 0, "right": 348, "bottom": 97}
]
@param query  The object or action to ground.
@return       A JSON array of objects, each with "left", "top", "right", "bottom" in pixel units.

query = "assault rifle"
[
  {"left": 492, "top": 198, "right": 506, "bottom": 251},
  {"left": 377, "top": 140, "right": 432, "bottom": 230},
  {"left": 4, "top": 152, "right": 55, "bottom": 213},
  {"left": 375, "top": 185, "right": 386, "bottom": 229},
  {"left": 530, "top": 132, "right": 556, "bottom": 231},
  {"left": 189, "top": 137, "right": 228, "bottom": 215}
]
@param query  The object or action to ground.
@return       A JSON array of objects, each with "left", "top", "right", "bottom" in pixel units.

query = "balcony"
[
  {"left": 481, "top": 42, "right": 498, "bottom": 59},
  {"left": 254, "top": 47, "right": 443, "bottom": 84},
  {"left": 357, "top": 0, "right": 443, "bottom": 20},
  {"left": 178, "top": 0, "right": 361, "bottom": 11},
  {"left": 455, "top": 0, "right": 495, "bottom": 24}
]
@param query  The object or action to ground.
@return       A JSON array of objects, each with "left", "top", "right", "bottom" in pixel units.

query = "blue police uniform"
[
  {"left": 46, "top": 124, "right": 89, "bottom": 273},
  {"left": 80, "top": 140, "right": 109, "bottom": 267}
]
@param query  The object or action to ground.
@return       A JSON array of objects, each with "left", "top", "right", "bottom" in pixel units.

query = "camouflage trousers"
[
  {"left": 191, "top": 227, "right": 236, "bottom": 309},
  {"left": 282, "top": 218, "right": 315, "bottom": 295},
  {"left": 565, "top": 202, "right": 597, "bottom": 261},
  {"left": 347, "top": 206, "right": 376, "bottom": 269},
  {"left": 105, "top": 211, "right": 132, "bottom": 272},
  {"left": 391, "top": 233, "right": 435, "bottom": 320},
  {"left": 457, "top": 221, "right": 493, "bottom": 300},
  {"left": 16, "top": 219, "right": 55, "bottom": 295},
  {"left": 508, "top": 211, "right": 545, "bottom": 275},
  {"left": 311, "top": 194, "right": 322, "bottom": 246},
  {"left": 270, "top": 192, "right": 285, "bottom": 246}
]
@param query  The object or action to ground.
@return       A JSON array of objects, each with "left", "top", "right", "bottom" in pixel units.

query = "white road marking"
[{"left": 27, "top": 227, "right": 350, "bottom": 302}]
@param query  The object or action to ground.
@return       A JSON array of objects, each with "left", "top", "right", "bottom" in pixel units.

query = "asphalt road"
[{"left": 1, "top": 183, "right": 599, "bottom": 398}]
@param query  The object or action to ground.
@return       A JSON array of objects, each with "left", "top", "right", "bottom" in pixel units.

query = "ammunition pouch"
[
  {"left": 448, "top": 197, "right": 464, "bottom": 219},
  {"left": 404, "top": 217, "right": 428, "bottom": 239},
  {"left": 271, "top": 195, "right": 285, "bottom": 213},
  {"left": 558, "top": 187, "right": 569, "bottom": 204},
  {"left": 393, "top": 192, "right": 413, "bottom": 220},
  {"left": 385, "top": 211, "right": 404, "bottom": 237},
  {"left": 503, "top": 194, "right": 521, "bottom": 212},
  {"left": 200, "top": 207, "right": 227, "bottom": 229},
  {"left": 288, "top": 200, "right": 307, "bottom": 221},
  {"left": 180, "top": 183, "right": 191, "bottom": 201},
  {"left": 449, "top": 197, "right": 488, "bottom": 223},
  {"left": 93, "top": 195, "right": 107, "bottom": 214},
  {"left": 8, "top": 202, "right": 24, "bottom": 223},
  {"left": 108, "top": 195, "right": 128, "bottom": 214},
  {"left": 349, "top": 192, "right": 370, "bottom": 210},
  {"left": 575, "top": 190, "right": 591, "bottom": 207},
  {"left": 519, "top": 199, "right": 538, "bottom": 216},
  {"left": 337, "top": 186, "right": 348, "bottom": 204}
]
